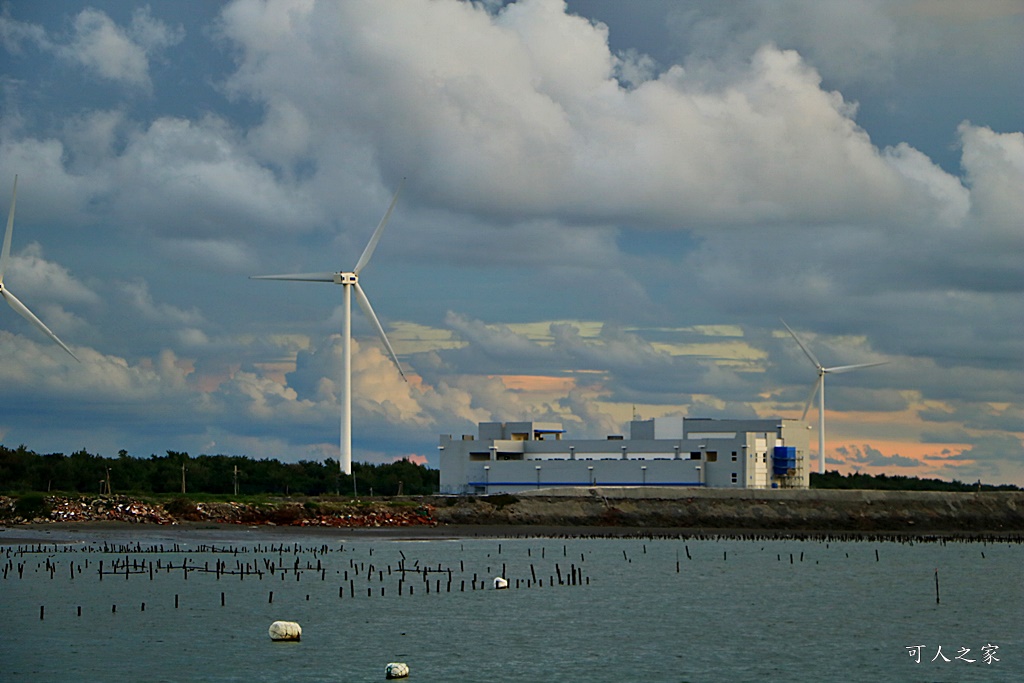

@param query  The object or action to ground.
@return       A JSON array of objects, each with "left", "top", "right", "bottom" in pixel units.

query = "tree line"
[
  {"left": 810, "top": 470, "right": 1020, "bottom": 492},
  {"left": 0, "top": 444, "right": 439, "bottom": 497},
  {"left": 3, "top": 444, "right": 1018, "bottom": 496}
]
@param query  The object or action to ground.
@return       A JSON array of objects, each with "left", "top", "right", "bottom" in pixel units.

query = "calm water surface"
[{"left": 1, "top": 527, "right": 1020, "bottom": 682}]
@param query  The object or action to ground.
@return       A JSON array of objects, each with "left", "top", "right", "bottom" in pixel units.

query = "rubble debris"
[{"left": 0, "top": 495, "right": 437, "bottom": 528}]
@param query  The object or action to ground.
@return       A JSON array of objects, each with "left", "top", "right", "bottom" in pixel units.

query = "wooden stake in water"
[{"left": 934, "top": 569, "right": 940, "bottom": 604}]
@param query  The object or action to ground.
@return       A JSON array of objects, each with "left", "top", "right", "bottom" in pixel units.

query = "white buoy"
[
  {"left": 493, "top": 576, "right": 508, "bottom": 589},
  {"left": 385, "top": 662, "right": 410, "bottom": 679},
  {"left": 268, "top": 620, "right": 302, "bottom": 641}
]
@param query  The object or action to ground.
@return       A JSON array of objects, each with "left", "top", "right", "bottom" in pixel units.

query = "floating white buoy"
[
  {"left": 493, "top": 576, "right": 508, "bottom": 589},
  {"left": 268, "top": 620, "right": 302, "bottom": 641},
  {"left": 385, "top": 662, "right": 410, "bottom": 679}
]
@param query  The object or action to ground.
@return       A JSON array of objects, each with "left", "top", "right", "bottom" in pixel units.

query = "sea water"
[{"left": 1, "top": 528, "right": 1020, "bottom": 682}]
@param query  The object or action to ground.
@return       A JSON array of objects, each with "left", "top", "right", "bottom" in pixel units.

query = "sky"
[{"left": 0, "top": 0, "right": 1021, "bottom": 485}]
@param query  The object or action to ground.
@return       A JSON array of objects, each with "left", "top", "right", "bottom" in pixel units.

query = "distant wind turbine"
[
  {"left": 0, "top": 176, "right": 79, "bottom": 361},
  {"left": 781, "top": 319, "right": 885, "bottom": 475},
  {"left": 252, "top": 181, "right": 407, "bottom": 475}
]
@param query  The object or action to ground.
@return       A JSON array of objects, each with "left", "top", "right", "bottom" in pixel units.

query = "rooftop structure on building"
[{"left": 439, "top": 417, "right": 810, "bottom": 495}]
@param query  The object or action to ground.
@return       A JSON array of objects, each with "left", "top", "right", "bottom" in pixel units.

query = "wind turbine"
[
  {"left": 252, "top": 181, "right": 407, "bottom": 475},
  {"left": 1, "top": 176, "right": 79, "bottom": 361},
  {"left": 781, "top": 319, "right": 885, "bottom": 474}
]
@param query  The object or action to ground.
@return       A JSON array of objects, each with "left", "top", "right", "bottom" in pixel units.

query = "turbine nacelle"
[{"left": 334, "top": 272, "right": 357, "bottom": 285}]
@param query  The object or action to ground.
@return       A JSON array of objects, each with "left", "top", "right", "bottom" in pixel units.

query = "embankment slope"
[{"left": 433, "top": 488, "right": 1024, "bottom": 535}]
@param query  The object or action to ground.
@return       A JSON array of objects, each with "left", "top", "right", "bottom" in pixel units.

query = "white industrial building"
[{"left": 439, "top": 417, "right": 811, "bottom": 495}]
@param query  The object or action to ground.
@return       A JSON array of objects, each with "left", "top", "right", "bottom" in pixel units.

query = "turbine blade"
[
  {"left": 250, "top": 272, "right": 336, "bottom": 282},
  {"left": 353, "top": 282, "right": 406, "bottom": 381},
  {"left": 2, "top": 288, "right": 79, "bottom": 361},
  {"left": 780, "top": 318, "right": 822, "bottom": 369},
  {"left": 825, "top": 361, "right": 888, "bottom": 375},
  {"left": 1, "top": 175, "right": 17, "bottom": 283},
  {"left": 800, "top": 377, "right": 820, "bottom": 421},
  {"left": 353, "top": 179, "right": 404, "bottom": 275}
]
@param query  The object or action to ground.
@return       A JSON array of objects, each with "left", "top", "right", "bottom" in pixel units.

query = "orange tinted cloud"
[
  {"left": 499, "top": 375, "right": 576, "bottom": 392},
  {"left": 829, "top": 439, "right": 973, "bottom": 479},
  {"left": 833, "top": 439, "right": 968, "bottom": 463}
]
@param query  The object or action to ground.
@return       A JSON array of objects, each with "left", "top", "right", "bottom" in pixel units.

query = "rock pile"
[
  {"left": 0, "top": 495, "right": 437, "bottom": 528},
  {"left": 50, "top": 497, "right": 173, "bottom": 524},
  {"left": 294, "top": 507, "right": 435, "bottom": 527}
]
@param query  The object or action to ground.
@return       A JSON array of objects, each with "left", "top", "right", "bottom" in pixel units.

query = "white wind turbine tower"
[
  {"left": 252, "top": 181, "right": 406, "bottom": 476},
  {"left": 781, "top": 319, "right": 885, "bottom": 475},
  {"left": 1, "top": 176, "right": 79, "bottom": 361}
]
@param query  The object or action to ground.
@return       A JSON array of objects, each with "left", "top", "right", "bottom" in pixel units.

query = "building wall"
[{"left": 439, "top": 418, "right": 810, "bottom": 495}]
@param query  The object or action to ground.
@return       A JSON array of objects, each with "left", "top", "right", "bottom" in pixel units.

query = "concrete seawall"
[{"left": 432, "top": 488, "right": 1024, "bottom": 535}]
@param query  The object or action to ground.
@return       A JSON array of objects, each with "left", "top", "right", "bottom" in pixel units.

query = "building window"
[
  {"left": 706, "top": 451, "right": 718, "bottom": 462},
  {"left": 731, "top": 451, "right": 737, "bottom": 461},
  {"left": 690, "top": 452, "right": 701, "bottom": 460},
  {"left": 731, "top": 472, "right": 738, "bottom": 483}
]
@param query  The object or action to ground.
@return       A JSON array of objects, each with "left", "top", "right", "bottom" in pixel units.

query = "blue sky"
[{"left": 1, "top": 0, "right": 1021, "bottom": 484}]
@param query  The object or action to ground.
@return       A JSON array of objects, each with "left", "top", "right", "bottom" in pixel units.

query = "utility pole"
[
  {"left": 181, "top": 463, "right": 187, "bottom": 494},
  {"left": 233, "top": 465, "right": 239, "bottom": 496}
]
